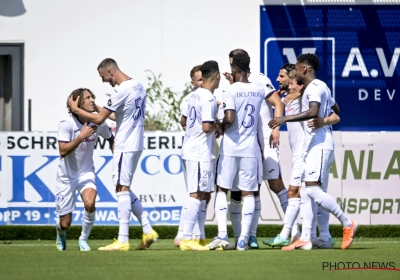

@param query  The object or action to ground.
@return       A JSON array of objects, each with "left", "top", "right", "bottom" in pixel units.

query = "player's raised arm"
[
  {"left": 59, "top": 123, "right": 97, "bottom": 157},
  {"left": 70, "top": 96, "right": 111, "bottom": 125},
  {"left": 95, "top": 104, "right": 116, "bottom": 121}
]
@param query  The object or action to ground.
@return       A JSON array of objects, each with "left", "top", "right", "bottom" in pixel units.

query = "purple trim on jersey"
[
  {"left": 58, "top": 140, "right": 70, "bottom": 143},
  {"left": 117, "top": 153, "right": 123, "bottom": 185},
  {"left": 265, "top": 91, "right": 274, "bottom": 99},
  {"left": 197, "top": 162, "right": 201, "bottom": 191},
  {"left": 103, "top": 106, "right": 115, "bottom": 113},
  {"left": 202, "top": 121, "right": 215, "bottom": 124},
  {"left": 224, "top": 109, "right": 236, "bottom": 112}
]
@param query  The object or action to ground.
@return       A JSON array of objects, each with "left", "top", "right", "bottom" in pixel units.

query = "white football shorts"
[
  {"left": 289, "top": 153, "right": 305, "bottom": 187},
  {"left": 262, "top": 146, "right": 282, "bottom": 180},
  {"left": 183, "top": 160, "right": 214, "bottom": 193},
  {"left": 216, "top": 155, "right": 258, "bottom": 192},
  {"left": 302, "top": 149, "right": 334, "bottom": 187},
  {"left": 56, "top": 172, "right": 97, "bottom": 216},
  {"left": 112, "top": 151, "right": 143, "bottom": 186}
]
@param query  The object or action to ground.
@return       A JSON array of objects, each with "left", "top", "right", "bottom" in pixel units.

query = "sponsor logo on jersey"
[{"left": 107, "top": 99, "right": 112, "bottom": 106}]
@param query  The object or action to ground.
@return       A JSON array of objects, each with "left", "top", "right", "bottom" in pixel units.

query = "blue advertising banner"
[{"left": 260, "top": 5, "right": 400, "bottom": 131}]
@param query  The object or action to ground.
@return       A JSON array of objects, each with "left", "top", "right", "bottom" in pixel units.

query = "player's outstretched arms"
[
  {"left": 69, "top": 96, "right": 111, "bottom": 125},
  {"left": 307, "top": 113, "right": 340, "bottom": 130},
  {"left": 59, "top": 123, "right": 97, "bottom": 157},
  {"left": 268, "top": 101, "right": 320, "bottom": 129},
  {"left": 95, "top": 104, "right": 116, "bottom": 121}
]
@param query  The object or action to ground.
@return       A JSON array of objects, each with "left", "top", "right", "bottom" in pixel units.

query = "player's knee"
[
  {"left": 287, "top": 188, "right": 300, "bottom": 198},
  {"left": 60, "top": 219, "right": 71, "bottom": 230},
  {"left": 84, "top": 201, "right": 96, "bottom": 212},
  {"left": 268, "top": 179, "right": 285, "bottom": 193},
  {"left": 230, "top": 191, "right": 242, "bottom": 201}
]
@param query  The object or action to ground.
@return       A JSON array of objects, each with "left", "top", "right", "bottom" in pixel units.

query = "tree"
[{"left": 144, "top": 70, "right": 192, "bottom": 131}]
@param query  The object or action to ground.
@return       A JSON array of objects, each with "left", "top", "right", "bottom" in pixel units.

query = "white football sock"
[
  {"left": 130, "top": 190, "right": 152, "bottom": 234},
  {"left": 280, "top": 197, "right": 300, "bottom": 239},
  {"left": 229, "top": 199, "right": 241, "bottom": 243},
  {"left": 299, "top": 187, "right": 313, "bottom": 242},
  {"left": 198, "top": 200, "right": 207, "bottom": 240},
  {"left": 249, "top": 196, "right": 261, "bottom": 237},
  {"left": 238, "top": 195, "right": 255, "bottom": 244},
  {"left": 306, "top": 186, "right": 352, "bottom": 228},
  {"left": 56, "top": 221, "right": 66, "bottom": 235},
  {"left": 176, "top": 206, "right": 184, "bottom": 239},
  {"left": 182, "top": 197, "right": 201, "bottom": 240},
  {"left": 117, "top": 191, "right": 131, "bottom": 243},
  {"left": 79, "top": 210, "right": 95, "bottom": 240},
  {"left": 215, "top": 192, "right": 228, "bottom": 239},
  {"left": 318, "top": 207, "right": 332, "bottom": 241},
  {"left": 193, "top": 221, "right": 200, "bottom": 240},
  {"left": 277, "top": 189, "right": 288, "bottom": 213},
  {"left": 311, "top": 199, "right": 318, "bottom": 241}
]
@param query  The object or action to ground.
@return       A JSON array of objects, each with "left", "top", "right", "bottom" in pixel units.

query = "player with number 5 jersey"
[{"left": 68, "top": 58, "right": 158, "bottom": 252}]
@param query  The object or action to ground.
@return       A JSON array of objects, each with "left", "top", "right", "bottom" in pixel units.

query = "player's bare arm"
[
  {"left": 331, "top": 102, "right": 340, "bottom": 114},
  {"left": 307, "top": 112, "right": 340, "bottom": 129},
  {"left": 69, "top": 96, "right": 111, "bottom": 125},
  {"left": 283, "top": 90, "right": 302, "bottom": 105},
  {"left": 269, "top": 101, "right": 320, "bottom": 129},
  {"left": 202, "top": 121, "right": 221, "bottom": 134},
  {"left": 95, "top": 104, "right": 116, "bottom": 121},
  {"left": 180, "top": 116, "right": 187, "bottom": 131},
  {"left": 223, "top": 72, "right": 234, "bottom": 84},
  {"left": 106, "top": 134, "right": 115, "bottom": 153},
  {"left": 58, "top": 123, "right": 97, "bottom": 157},
  {"left": 266, "top": 91, "right": 284, "bottom": 147},
  {"left": 222, "top": 110, "right": 235, "bottom": 131}
]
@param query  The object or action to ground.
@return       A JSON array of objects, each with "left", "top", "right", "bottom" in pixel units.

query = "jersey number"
[
  {"left": 188, "top": 106, "right": 197, "bottom": 128},
  {"left": 133, "top": 96, "right": 146, "bottom": 120},
  {"left": 241, "top": 104, "right": 255, "bottom": 128}
]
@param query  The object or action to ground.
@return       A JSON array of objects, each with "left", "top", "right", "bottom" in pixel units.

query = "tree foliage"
[{"left": 144, "top": 70, "right": 191, "bottom": 131}]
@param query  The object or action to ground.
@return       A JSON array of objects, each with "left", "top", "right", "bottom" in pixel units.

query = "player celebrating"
[
  {"left": 69, "top": 58, "right": 158, "bottom": 251},
  {"left": 179, "top": 60, "right": 221, "bottom": 251},
  {"left": 269, "top": 53, "right": 357, "bottom": 250},
  {"left": 219, "top": 49, "right": 291, "bottom": 250},
  {"left": 210, "top": 52, "right": 266, "bottom": 251},
  {"left": 56, "top": 88, "right": 114, "bottom": 251},
  {"left": 174, "top": 65, "right": 207, "bottom": 246}
]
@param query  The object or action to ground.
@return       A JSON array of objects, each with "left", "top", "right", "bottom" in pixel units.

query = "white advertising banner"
[{"left": 0, "top": 131, "right": 399, "bottom": 225}]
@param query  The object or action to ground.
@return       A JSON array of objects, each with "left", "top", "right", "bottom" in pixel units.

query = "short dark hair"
[
  {"left": 190, "top": 65, "right": 202, "bottom": 79},
  {"left": 67, "top": 88, "right": 96, "bottom": 114},
  {"left": 231, "top": 53, "right": 250, "bottom": 72},
  {"left": 229, "top": 48, "right": 248, "bottom": 58},
  {"left": 297, "top": 53, "right": 320, "bottom": 71},
  {"left": 200, "top": 61, "right": 219, "bottom": 79},
  {"left": 97, "top": 58, "right": 118, "bottom": 70},
  {"left": 281, "top": 63, "right": 295, "bottom": 75}
]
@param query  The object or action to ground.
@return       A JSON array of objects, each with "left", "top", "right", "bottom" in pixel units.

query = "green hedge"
[{"left": 1, "top": 225, "right": 399, "bottom": 240}]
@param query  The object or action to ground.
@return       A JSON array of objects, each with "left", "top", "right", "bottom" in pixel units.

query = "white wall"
[{"left": 0, "top": 0, "right": 265, "bottom": 131}]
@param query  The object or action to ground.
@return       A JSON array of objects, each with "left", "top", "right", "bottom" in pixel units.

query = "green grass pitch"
[{"left": 1, "top": 238, "right": 400, "bottom": 280}]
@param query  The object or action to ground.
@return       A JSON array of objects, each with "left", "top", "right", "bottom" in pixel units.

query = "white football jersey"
[
  {"left": 301, "top": 79, "right": 335, "bottom": 151},
  {"left": 180, "top": 89, "right": 195, "bottom": 117},
  {"left": 220, "top": 82, "right": 266, "bottom": 157},
  {"left": 249, "top": 73, "right": 276, "bottom": 148},
  {"left": 104, "top": 79, "right": 145, "bottom": 152},
  {"left": 57, "top": 114, "right": 112, "bottom": 180},
  {"left": 284, "top": 95, "right": 304, "bottom": 156},
  {"left": 181, "top": 88, "right": 217, "bottom": 161}
]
